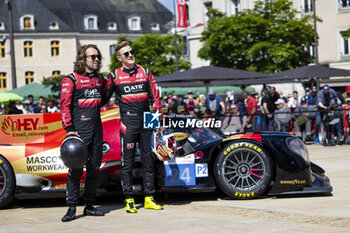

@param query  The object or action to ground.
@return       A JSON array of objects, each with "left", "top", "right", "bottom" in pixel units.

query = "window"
[
  {"left": 343, "top": 37, "right": 349, "bottom": 55},
  {"left": 24, "top": 17, "right": 32, "bottom": 29},
  {"left": 20, "top": 15, "right": 35, "bottom": 30},
  {"left": 107, "top": 22, "right": 117, "bottom": 31},
  {"left": 150, "top": 23, "right": 160, "bottom": 31},
  {"left": 51, "top": 40, "right": 60, "bottom": 57},
  {"left": 0, "top": 72, "right": 6, "bottom": 90},
  {"left": 182, "top": 35, "right": 189, "bottom": 56},
  {"left": 204, "top": 2, "right": 212, "bottom": 24},
  {"left": 340, "top": 0, "right": 350, "bottom": 8},
  {"left": 24, "top": 41, "right": 33, "bottom": 58},
  {"left": 52, "top": 70, "right": 61, "bottom": 77},
  {"left": 0, "top": 21, "right": 5, "bottom": 30},
  {"left": 25, "top": 71, "right": 34, "bottom": 84},
  {"left": 109, "top": 45, "right": 115, "bottom": 56},
  {"left": 128, "top": 16, "right": 141, "bottom": 31},
  {"left": 301, "top": 0, "right": 313, "bottom": 13},
  {"left": 84, "top": 15, "right": 98, "bottom": 30},
  {"left": 231, "top": 0, "right": 241, "bottom": 15},
  {"left": 0, "top": 41, "right": 5, "bottom": 58},
  {"left": 49, "top": 21, "right": 59, "bottom": 30}
]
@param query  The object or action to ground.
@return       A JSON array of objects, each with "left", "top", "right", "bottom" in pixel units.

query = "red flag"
[{"left": 176, "top": 0, "right": 187, "bottom": 28}]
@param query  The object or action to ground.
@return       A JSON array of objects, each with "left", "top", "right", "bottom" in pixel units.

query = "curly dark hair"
[{"left": 73, "top": 44, "right": 102, "bottom": 74}]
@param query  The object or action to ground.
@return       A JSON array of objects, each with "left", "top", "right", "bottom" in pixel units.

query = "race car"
[{"left": 0, "top": 109, "right": 332, "bottom": 208}]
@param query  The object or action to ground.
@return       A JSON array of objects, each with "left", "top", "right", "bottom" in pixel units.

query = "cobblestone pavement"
[{"left": 0, "top": 144, "right": 349, "bottom": 233}]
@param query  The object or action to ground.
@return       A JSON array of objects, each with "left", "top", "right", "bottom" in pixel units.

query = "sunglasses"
[
  {"left": 87, "top": 54, "right": 101, "bottom": 60},
  {"left": 123, "top": 50, "right": 135, "bottom": 57}
]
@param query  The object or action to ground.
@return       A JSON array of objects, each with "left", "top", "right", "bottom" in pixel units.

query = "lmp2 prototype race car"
[{"left": 0, "top": 109, "right": 332, "bottom": 208}]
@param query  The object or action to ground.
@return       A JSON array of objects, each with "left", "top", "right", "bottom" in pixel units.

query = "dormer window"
[
  {"left": 49, "top": 21, "right": 60, "bottom": 30},
  {"left": 84, "top": 15, "right": 98, "bottom": 30},
  {"left": 128, "top": 16, "right": 141, "bottom": 31},
  {"left": 0, "top": 22, "right": 5, "bottom": 31},
  {"left": 20, "top": 15, "right": 35, "bottom": 30},
  {"left": 107, "top": 22, "right": 118, "bottom": 31},
  {"left": 150, "top": 23, "right": 160, "bottom": 31}
]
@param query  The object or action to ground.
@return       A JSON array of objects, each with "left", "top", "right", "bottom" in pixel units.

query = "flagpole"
[{"left": 173, "top": 0, "right": 178, "bottom": 72}]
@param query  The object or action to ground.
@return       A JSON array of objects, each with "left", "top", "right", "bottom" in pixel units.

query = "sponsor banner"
[
  {"left": 176, "top": 0, "right": 188, "bottom": 28},
  {"left": 0, "top": 113, "right": 63, "bottom": 144}
]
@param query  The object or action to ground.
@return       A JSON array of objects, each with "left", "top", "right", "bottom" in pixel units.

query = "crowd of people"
[
  {"left": 160, "top": 85, "right": 350, "bottom": 145},
  {"left": 2, "top": 84, "right": 350, "bottom": 146},
  {"left": 0, "top": 95, "right": 59, "bottom": 115}
]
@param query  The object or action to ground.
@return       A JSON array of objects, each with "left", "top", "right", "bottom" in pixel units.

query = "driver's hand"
[{"left": 67, "top": 131, "right": 80, "bottom": 137}]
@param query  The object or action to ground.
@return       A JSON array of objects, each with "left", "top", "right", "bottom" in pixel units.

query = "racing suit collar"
[
  {"left": 84, "top": 72, "right": 96, "bottom": 78},
  {"left": 122, "top": 65, "right": 138, "bottom": 75}
]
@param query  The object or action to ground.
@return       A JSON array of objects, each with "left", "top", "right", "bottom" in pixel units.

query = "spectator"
[
  {"left": 194, "top": 95, "right": 208, "bottom": 119},
  {"left": 177, "top": 95, "right": 187, "bottom": 114},
  {"left": 293, "top": 97, "right": 316, "bottom": 141},
  {"left": 242, "top": 91, "right": 257, "bottom": 131},
  {"left": 277, "top": 90, "right": 288, "bottom": 106},
  {"left": 27, "top": 94, "right": 35, "bottom": 113},
  {"left": 261, "top": 86, "right": 280, "bottom": 131},
  {"left": 206, "top": 89, "right": 225, "bottom": 119},
  {"left": 222, "top": 104, "right": 247, "bottom": 134},
  {"left": 328, "top": 98, "right": 343, "bottom": 144},
  {"left": 8, "top": 101, "right": 23, "bottom": 114},
  {"left": 167, "top": 95, "right": 178, "bottom": 114},
  {"left": 273, "top": 99, "right": 291, "bottom": 132},
  {"left": 288, "top": 90, "right": 299, "bottom": 112},
  {"left": 307, "top": 86, "right": 318, "bottom": 107},
  {"left": 15, "top": 100, "right": 24, "bottom": 112},
  {"left": 315, "top": 85, "right": 338, "bottom": 143},
  {"left": 34, "top": 96, "right": 45, "bottom": 113},
  {"left": 47, "top": 99, "right": 58, "bottom": 113},
  {"left": 186, "top": 90, "right": 196, "bottom": 113},
  {"left": 22, "top": 100, "right": 32, "bottom": 114}
]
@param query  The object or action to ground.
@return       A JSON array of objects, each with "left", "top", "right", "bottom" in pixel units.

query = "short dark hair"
[
  {"left": 293, "top": 91, "right": 298, "bottom": 94},
  {"left": 28, "top": 95, "right": 34, "bottom": 98},
  {"left": 115, "top": 41, "right": 130, "bottom": 55}
]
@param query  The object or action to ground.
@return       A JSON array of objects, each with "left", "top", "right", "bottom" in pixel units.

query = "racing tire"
[
  {"left": 0, "top": 155, "right": 15, "bottom": 208},
  {"left": 214, "top": 142, "right": 273, "bottom": 200}
]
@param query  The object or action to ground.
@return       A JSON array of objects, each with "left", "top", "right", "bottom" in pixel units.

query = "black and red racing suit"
[
  {"left": 60, "top": 72, "right": 107, "bottom": 206},
  {"left": 105, "top": 65, "right": 161, "bottom": 198}
]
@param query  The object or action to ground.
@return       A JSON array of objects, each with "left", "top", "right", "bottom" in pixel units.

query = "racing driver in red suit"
[
  {"left": 60, "top": 44, "right": 107, "bottom": 221},
  {"left": 104, "top": 41, "right": 163, "bottom": 213}
]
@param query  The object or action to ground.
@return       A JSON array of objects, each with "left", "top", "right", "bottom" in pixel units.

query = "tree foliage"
[
  {"left": 109, "top": 34, "right": 191, "bottom": 76},
  {"left": 198, "top": 0, "right": 316, "bottom": 73},
  {"left": 42, "top": 75, "right": 64, "bottom": 101}
]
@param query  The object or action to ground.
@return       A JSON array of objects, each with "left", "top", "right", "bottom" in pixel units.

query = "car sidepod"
[{"left": 258, "top": 132, "right": 332, "bottom": 196}]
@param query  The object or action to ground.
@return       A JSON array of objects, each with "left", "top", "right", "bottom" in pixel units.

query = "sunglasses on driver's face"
[
  {"left": 123, "top": 50, "right": 135, "bottom": 57},
  {"left": 87, "top": 54, "right": 101, "bottom": 61}
]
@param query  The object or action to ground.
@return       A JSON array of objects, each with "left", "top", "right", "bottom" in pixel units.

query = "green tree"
[
  {"left": 42, "top": 75, "right": 64, "bottom": 101},
  {"left": 198, "top": 0, "right": 317, "bottom": 73},
  {"left": 109, "top": 34, "right": 191, "bottom": 76}
]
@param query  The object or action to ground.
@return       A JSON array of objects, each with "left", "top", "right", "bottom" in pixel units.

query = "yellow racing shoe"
[
  {"left": 144, "top": 196, "right": 164, "bottom": 210},
  {"left": 125, "top": 198, "right": 137, "bottom": 213}
]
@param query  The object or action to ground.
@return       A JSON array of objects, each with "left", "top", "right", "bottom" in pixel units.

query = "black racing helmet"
[{"left": 60, "top": 135, "right": 89, "bottom": 169}]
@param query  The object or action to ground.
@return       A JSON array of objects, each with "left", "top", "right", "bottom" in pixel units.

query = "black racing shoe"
[
  {"left": 61, "top": 206, "right": 76, "bottom": 222},
  {"left": 83, "top": 205, "right": 105, "bottom": 216}
]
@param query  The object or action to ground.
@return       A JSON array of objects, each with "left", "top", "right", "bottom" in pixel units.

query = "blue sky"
[{"left": 158, "top": 0, "right": 175, "bottom": 13}]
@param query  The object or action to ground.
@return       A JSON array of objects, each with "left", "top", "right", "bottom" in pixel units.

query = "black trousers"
[
  {"left": 66, "top": 126, "right": 103, "bottom": 206},
  {"left": 120, "top": 115, "right": 155, "bottom": 198}
]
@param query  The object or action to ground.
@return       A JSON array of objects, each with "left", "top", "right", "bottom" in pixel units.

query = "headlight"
[{"left": 286, "top": 137, "right": 309, "bottom": 161}]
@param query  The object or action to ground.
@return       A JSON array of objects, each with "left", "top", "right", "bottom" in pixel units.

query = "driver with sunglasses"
[
  {"left": 104, "top": 41, "right": 163, "bottom": 213},
  {"left": 60, "top": 44, "right": 107, "bottom": 222}
]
